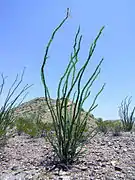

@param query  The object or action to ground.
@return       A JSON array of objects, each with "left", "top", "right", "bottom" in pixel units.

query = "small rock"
[
  {"left": 81, "top": 166, "right": 88, "bottom": 171},
  {"left": 115, "top": 166, "right": 122, "bottom": 171},
  {"left": 123, "top": 148, "right": 127, "bottom": 152},
  {"left": 111, "top": 160, "right": 117, "bottom": 166},
  {"left": 11, "top": 166, "right": 18, "bottom": 171},
  {"left": 108, "top": 142, "right": 112, "bottom": 146},
  {"left": 59, "top": 170, "right": 69, "bottom": 176},
  {"left": 59, "top": 175, "right": 70, "bottom": 180},
  {"left": 101, "top": 142, "right": 105, "bottom": 146},
  {"left": 100, "top": 163, "right": 106, "bottom": 167}
]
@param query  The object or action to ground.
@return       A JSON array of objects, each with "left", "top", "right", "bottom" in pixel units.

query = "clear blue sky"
[{"left": 0, "top": 0, "right": 135, "bottom": 120}]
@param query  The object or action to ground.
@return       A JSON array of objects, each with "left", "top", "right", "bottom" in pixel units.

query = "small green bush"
[
  {"left": 15, "top": 116, "right": 38, "bottom": 137},
  {"left": 96, "top": 118, "right": 108, "bottom": 134},
  {"left": 15, "top": 113, "right": 54, "bottom": 138},
  {"left": 111, "top": 121, "right": 122, "bottom": 136},
  {"left": 96, "top": 119, "right": 122, "bottom": 136}
]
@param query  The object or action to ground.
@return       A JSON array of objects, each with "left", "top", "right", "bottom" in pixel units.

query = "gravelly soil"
[{"left": 0, "top": 132, "right": 135, "bottom": 180}]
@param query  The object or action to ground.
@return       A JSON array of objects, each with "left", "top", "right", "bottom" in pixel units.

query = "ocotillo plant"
[
  {"left": 0, "top": 69, "right": 31, "bottom": 142},
  {"left": 41, "top": 8, "right": 105, "bottom": 166},
  {"left": 119, "top": 96, "right": 135, "bottom": 131}
]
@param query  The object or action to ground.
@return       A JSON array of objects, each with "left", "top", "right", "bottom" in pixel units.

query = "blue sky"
[{"left": 0, "top": 0, "right": 135, "bottom": 120}]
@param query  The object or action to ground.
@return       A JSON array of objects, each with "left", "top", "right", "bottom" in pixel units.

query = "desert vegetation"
[
  {"left": 0, "top": 8, "right": 135, "bottom": 180},
  {"left": 119, "top": 96, "right": 135, "bottom": 132},
  {"left": 40, "top": 8, "right": 105, "bottom": 167},
  {"left": 96, "top": 118, "right": 123, "bottom": 136},
  {"left": 95, "top": 96, "right": 135, "bottom": 136},
  {"left": 0, "top": 69, "right": 31, "bottom": 147},
  {"left": 15, "top": 114, "right": 53, "bottom": 138}
]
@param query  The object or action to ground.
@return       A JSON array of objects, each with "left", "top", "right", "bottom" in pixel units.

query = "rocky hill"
[{"left": 14, "top": 97, "right": 97, "bottom": 129}]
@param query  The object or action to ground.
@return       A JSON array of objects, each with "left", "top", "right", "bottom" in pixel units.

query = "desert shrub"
[
  {"left": 0, "top": 69, "right": 30, "bottom": 148},
  {"left": 111, "top": 120, "right": 122, "bottom": 136},
  {"left": 96, "top": 118, "right": 108, "bottom": 134},
  {"left": 15, "top": 116, "right": 38, "bottom": 137},
  {"left": 95, "top": 118, "right": 114, "bottom": 134},
  {"left": 41, "top": 8, "right": 105, "bottom": 166},
  {"left": 96, "top": 118, "right": 123, "bottom": 136},
  {"left": 119, "top": 96, "right": 135, "bottom": 131},
  {"left": 15, "top": 113, "right": 54, "bottom": 138},
  {"left": 132, "top": 123, "right": 135, "bottom": 132},
  {"left": 36, "top": 120, "right": 54, "bottom": 138}
]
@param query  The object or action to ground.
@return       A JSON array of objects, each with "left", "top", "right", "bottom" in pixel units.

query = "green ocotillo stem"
[{"left": 40, "top": 8, "right": 105, "bottom": 165}]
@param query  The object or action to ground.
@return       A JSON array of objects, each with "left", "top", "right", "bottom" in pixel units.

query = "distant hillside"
[{"left": 14, "top": 97, "right": 97, "bottom": 129}]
